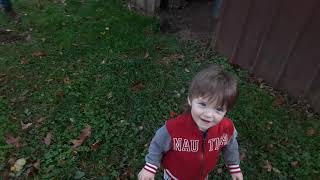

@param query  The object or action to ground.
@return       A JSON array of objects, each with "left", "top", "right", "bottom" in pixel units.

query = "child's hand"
[
  {"left": 138, "top": 168, "right": 155, "bottom": 180},
  {"left": 231, "top": 172, "right": 243, "bottom": 180}
]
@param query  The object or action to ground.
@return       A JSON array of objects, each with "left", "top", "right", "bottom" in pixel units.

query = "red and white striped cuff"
[
  {"left": 143, "top": 163, "right": 158, "bottom": 174},
  {"left": 227, "top": 164, "right": 241, "bottom": 174}
]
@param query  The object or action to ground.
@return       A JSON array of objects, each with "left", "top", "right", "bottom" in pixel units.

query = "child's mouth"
[{"left": 201, "top": 118, "right": 211, "bottom": 123}]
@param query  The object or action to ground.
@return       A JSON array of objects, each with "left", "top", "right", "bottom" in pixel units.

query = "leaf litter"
[{"left": 71, "top": 125, "right": 92, "bottom": 150}]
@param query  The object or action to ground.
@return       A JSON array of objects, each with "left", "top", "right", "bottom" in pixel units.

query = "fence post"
[{"left": 132, "top": 0, "right": 161, "bottom": 15}]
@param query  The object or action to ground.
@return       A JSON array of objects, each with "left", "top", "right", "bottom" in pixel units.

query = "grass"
[{"left": 0, "top": 0, "right": 319, "bottom": 179}]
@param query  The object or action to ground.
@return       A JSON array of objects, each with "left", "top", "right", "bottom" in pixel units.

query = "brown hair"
[{"left": 187, "top": 65, "right": 238, "bottom": 111}]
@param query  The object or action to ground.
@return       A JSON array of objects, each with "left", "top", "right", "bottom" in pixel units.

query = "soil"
[{"left": 159, "top": 0, "right": 216, "bottom": 44}]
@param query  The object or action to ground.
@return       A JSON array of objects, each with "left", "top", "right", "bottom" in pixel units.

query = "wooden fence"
[{"left": 214, "top": 0, "right": 320, "bottom": 113}]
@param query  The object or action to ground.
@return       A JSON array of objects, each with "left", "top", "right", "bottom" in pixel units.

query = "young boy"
[{"left": 138, "top": 65, "right": 243, "bottom": 180}]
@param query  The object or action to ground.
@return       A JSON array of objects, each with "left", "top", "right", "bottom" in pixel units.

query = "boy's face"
[{"left": 188, "top": 96, "right": 227, "bottom": 131}]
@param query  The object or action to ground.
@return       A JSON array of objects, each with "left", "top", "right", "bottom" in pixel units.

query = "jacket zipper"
[{"left": 200, "top": 133, "right": 206, "bottom": 179}]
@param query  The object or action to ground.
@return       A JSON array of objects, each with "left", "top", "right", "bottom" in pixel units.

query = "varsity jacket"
[{"left": 143, "top": 113, "right": 241, "bottom": 180}]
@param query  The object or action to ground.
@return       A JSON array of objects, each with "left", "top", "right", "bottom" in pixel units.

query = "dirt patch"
[
  {"left": 0, "top": 28, "right": 26, "bottom": 44},
  {"left": 159, "top": 0, "right": 216, "bottom": 43}
]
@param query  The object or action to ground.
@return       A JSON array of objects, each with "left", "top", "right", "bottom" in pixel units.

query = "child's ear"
[{"left": 187, "top": 97, "right": 191, "bottom": 106}]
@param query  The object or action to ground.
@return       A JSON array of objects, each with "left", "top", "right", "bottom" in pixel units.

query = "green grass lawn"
[{"left": 0, "top": 0, "right": 319, "bottom": 179}]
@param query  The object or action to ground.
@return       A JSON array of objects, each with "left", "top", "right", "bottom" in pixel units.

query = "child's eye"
[
  {"left": 216, "top": 107, "right": 224, "bottom": 112},
  {"left": 199, "top": 102, "right": 206, "bottom": 107}
]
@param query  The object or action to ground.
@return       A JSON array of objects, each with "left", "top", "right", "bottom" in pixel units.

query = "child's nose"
[{"left": 204, "top": 109, "right": 214, "bottom": 118}]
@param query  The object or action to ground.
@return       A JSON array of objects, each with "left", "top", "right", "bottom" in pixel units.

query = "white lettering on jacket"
[
  {"left": 172, "top": 134, "right": 228, "bottom": 152},
  {"left": 173, "top": 138, "right": 199, "bottom": 152},
  {"left": 208, "top": 133, "right": 228, "bottom": 151}
]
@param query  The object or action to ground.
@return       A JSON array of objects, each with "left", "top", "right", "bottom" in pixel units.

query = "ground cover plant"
[{"left": 0, "top": 0, "right": 319, "bottom": 179}]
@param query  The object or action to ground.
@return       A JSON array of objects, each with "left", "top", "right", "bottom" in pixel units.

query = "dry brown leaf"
[
  {"left": 120, "top": 167, "right": 134, "bottom": 179},
  {"left": 5, "top": 134, "right": 21, "bottom": 148},
  {"left": 72, "top": 125, "right": 92, "bottom": 150},
  {"left": 240, "top": 151, "right": 246, "bottom": 160},
  {"left": 56, "top": 91, "right": 65, "bottom": 99},
  {"left": 0, "top": 73, "right": 7, "bottom": 83},
  {"left": 63, "top": 76, "right": 71, "bottom": 85},
  {"left": 267, "top": 142, "right": 274, "bottom": 149},
  {"left": 20, "top": 57, "right": 29, "bottom": 64},
  {"left": 32, "top": 84, "right": 39, "bottom": 91},
  {"left": 291, "top": 161, "right": 299, "bottom": 168},
  {"left": 44, "top": 132, "right": 52, "bottom": 145},
  {"left": 130, "top": 81, "right": 145, "bottom": 92},
  {"left": 273, "top": 95, "right": 285, "bottom": 106},
  {"left": 170, "top": 111, "right": 177, "bottom": 118},
  {"left": 144, "top": 51, "right": 149, "bottom": 59},
  {"left": 159, "top": 53, "right": 184, "bottom": 65},
  {"left": 37, "top": 117, "right": 45, "bottom": 123},
  {"left": 25, "top": 160, "right": 40, "bottom": 177},
  {"left": 263, "top": 160, "right": 272, "bottom": 172},
  {"left": 91, "top": 140, "right": 102, "bottom": 151},
  {"left": 32, "top": 50, "right": 46, "bottom": 57},
  {"left": 21, "top": 121, "right": 33, "bottom": 130},
  {"left": 33, "top": 160, "right": 41, "bottom": 170},
  {"left": 306, "top": 128, "right": 316, "bottom": 136}
]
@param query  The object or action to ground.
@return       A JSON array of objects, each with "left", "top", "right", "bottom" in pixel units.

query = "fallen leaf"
[
  {"left": 130, "top": 81, "right": 145, "bottom": 92},
  {"left": 273, "top": 95, "right": 285, "bottom": 106},
  {"left": 170, "top": 111, "right": 177, "bottom": 118},
  {"left": 56, "top": 91, "right": 65, "bottom": 99},
  {"left": 72, "top": 125, "right": 92, "bottom": 150},
  {"left": 291, "top": 161, "right": 299, "bottom": 168},
  {"left": 266, "top": 121, "right": 273, "bottom": 130},
  {"left": 44, "top": 132, "right": 52, "bottom": 145},
  {"left": 21, "top": 121, "right": 32, "bottom": 130},
  {"left": 32, "top": 84, "right": 38, "bottom": 91},
  {"left": 32, "top": 50, "right": 46, "bottom": 57},
  {"left": 90, "top": 140, "right": 102, "bottom": 151},
  {"left": 5, "top": 134, "right": 21, "bottom": 148},
  {"left": 159, "top": 53, "right": 184, "bottom": 65},
  {"left": 144, "top": 51, "right": 149, "bottom": 59},
  {"left": 120, "top": 167, "right": 134, "bottom": 179},
  {"left": 74, "top": 170, "right": 85, "bottom": 179},
  {"left": 37, "top": 117, "right": 45, "bottom": 123},
  {"left": 240, "top": 151, "right": 246, "bottom": 160},
  {"left": 33, "top": 160, "right": 40, "bottom": 170},
  {"left": 107, "top": 92, "right": 113, "bottom": 99},
  {"left": 306, "top": 128, "right": 316, "bottom": 136},
  {"left": 10, "top": 158, "right": 26, "bottom": 172},
  {"left": 0, "top": 73, "right": 7, "bottom": 83},
  {"left": 263, "top": 160, "right": 272, "bottom": 172},
  {"left": 63, "top": 76, "right": 71, "bottom": 85},
  {"left": 20, "top": 58, "right": 29, "bottom": 64},
  {"left": 272, "top": 167, "right": 281, "bottom": 173},
  {"left": 26, "top": 160, "right": 40, "bottom": 177},
  {"left": 267, "top": 143, "right": 274, "bottom": 151}
]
